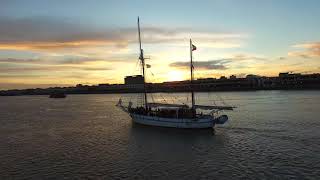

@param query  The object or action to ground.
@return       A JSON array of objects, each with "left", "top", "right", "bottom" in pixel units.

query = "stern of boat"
[{"left": 214, "top": 115, "right": 228, "bottom": 125}]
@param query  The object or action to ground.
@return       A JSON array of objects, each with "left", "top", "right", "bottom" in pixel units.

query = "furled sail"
[
  {"left": 147, "top": 103, "right": 234, "bottom": 110},
  {"left": 147, "top": 103, "right": 189, "bottom": 108},
  {"left": 194, "top": 105, "right": 234, "bottom": 111}
]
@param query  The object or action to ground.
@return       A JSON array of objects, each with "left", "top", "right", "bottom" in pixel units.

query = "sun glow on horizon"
[
  {"left": 167, "top": 70, "right": 185, "bottom": 82},
  {"left": 1, "top": 1, "right": 320, "bottom": 90}
]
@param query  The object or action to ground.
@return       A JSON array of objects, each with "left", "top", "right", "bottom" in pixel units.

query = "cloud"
[
  {"left": 80, "top": 67, "right": 111, "bottom": 71},
  {"left": 0, "top": 57, "right": 101, "bottom": 65},
  {"left": 289, "top": 42, "right": 320, "bottom": 58},
  {"left": 0, "top": 58, "right": 42, "bottom": 64},
  {"left": 0, "top": 74, "right": 46, "bottom": 78},
  {"left": 169, "top": 53, "right": 267, "bottom": 71},
  {"left": 0, "top": 55, "right": 135, "bottom": 65},
  {"left": 229, "top": 54, "right": 267, "bottom": 61},
  {"left": 0, "top": 16, "right": 119, "bottom": 43},
  {"left": 0, "top": 65, "right": 112, "bottom": 73},
  {"left": 0, "top": 16, "right": 248, "bottom": 52},
  {"left": 0, "top": 16, "right": 128, "bottom": 51},
  {"left": 170, "top": 59, "right": 231, "bottom": 70},
  {"left": 0, "top": 83, "right": 73, "bottom": 90},
  {"left": 128, "top": 28, "right": 247, "bottom": 48}
]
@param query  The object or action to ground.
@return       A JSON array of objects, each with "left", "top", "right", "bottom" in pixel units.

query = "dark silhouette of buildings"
[
  {"left": 125, "top": 75, "right": 144, "bottom": 85},
  {"left": 1, "top": 72, "right": 320, "bottom": 96}
]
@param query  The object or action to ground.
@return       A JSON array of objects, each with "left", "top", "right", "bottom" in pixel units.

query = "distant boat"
[
  {"left": 49, "top": 92, "right": 66, "bottom": 98},
  {"left": 117, "top": 17, "right": 235, "bottom": 129}
]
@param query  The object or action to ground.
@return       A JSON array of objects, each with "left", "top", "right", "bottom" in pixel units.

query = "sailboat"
[{"left": 117, "top": 17, "right": 235, "bottom": 129}]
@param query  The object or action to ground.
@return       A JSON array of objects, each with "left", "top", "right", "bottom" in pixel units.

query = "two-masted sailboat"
[{"left": 117, "top": 17, "right": 234, "bottom": 129}]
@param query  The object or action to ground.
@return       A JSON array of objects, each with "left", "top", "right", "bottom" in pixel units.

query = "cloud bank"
[
  {"left": 0, "top": 16, "right": 248, "bottom": 52},
  {"left": 289, "top": 42, "right": 320, "bottom": 58},
  {"left": 169, "top": 54, "right": 267, "bottom": 70},
  {"left": 170, "top": 59, "right": 231, "bottom": 70}
]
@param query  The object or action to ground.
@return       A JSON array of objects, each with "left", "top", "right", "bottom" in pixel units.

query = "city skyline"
[{"left": 1, "top": 0, "right": 320, "bottom": 90}]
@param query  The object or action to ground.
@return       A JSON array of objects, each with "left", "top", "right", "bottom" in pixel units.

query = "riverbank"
[{"left": 1, "top": 72, "right": 320, "bottom": 96}]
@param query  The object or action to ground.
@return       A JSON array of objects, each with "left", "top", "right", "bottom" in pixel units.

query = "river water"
[{"left": 0, "top": 91, "right": 319, "bottom": 179}]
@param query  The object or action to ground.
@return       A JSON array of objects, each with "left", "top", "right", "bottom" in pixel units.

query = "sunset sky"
[{"left": 0, "top": 0, "right": 319, "bottom": 90}]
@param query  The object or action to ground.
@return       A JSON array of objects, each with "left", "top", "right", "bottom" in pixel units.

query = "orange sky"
[{"left": 0, "top": 1, "right": 320, "bottom": 90}]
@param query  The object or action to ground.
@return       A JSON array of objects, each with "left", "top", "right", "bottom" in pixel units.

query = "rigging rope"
[
  {"left": 148, "top": 68, "right": 156, "bottom": 103},
  {"left": 159, "top": 93, "right": 168, "bottom": 103}
]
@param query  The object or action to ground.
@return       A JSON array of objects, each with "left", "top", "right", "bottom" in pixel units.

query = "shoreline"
[{"left": 1, "top": 87, "right": 320, "bottom": 96}]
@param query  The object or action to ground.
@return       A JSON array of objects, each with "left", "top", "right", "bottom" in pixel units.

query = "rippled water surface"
[{"left": 1, "top": 91, "right": 320, "bottom": 179}]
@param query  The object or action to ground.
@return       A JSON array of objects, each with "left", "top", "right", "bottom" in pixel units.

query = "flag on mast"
[
  {"left": 192, "top": 44, "right": 197, "bottom": 51},
  {"left": 146, "top": 64, "right": 151, "bottom": 68}
]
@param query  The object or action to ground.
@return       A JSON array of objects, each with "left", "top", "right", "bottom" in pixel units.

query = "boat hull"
[{"left": 130, "top": 113, "right": 215, "bottom": 129}]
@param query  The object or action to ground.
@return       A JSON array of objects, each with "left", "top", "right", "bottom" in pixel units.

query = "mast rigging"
[
  {"left": 138, "top": 17, "right": 148, "bottom": 109},
  {"left": 190, "top": 39, "right": 195, "bottom": 114}
]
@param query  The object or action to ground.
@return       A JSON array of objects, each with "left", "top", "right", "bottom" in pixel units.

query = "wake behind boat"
[{"left": 117, "top": 17, "right": 235, "bottom": 129}]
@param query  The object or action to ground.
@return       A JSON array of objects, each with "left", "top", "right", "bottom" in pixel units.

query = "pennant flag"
[
  {"left": 146, "top": 64, "right": 151, "bottom": 68},
  {"left": 192, "top": 44, "right": 197, "bottom": 51}
]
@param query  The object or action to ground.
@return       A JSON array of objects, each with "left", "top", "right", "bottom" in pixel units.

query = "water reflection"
[
  {"left": 0, "top": 91, "right": 319, "bottom": 179},
  {"left": 128, "top": 122, "right": 230, "bottom": 156}
]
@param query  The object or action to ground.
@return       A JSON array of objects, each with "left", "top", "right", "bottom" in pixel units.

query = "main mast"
[
  {"left": 138, "top": 17, "right": 148, "bottom": 109},
  {"left": 190, "top": 39, "right": 195, "bottom": 112}
]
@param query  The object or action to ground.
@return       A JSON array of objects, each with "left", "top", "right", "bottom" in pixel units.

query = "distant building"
[
  {"left": 279, "top": 72, "right": 301, "bottom": 78},
  {"left": 230, "top": 75, "right": 237, "bottom": 80},
  {"left": 196, "top": 78, "right": 216, "bottom": 83},
  {"left": 220, "top": 76, "right": 227, "bottom": 80},
  {"left": 246, "top": 74, "right": 260, "bottom": 79},
  {"left": 279, "top": 72, "right": 289, "bottom": 78},
  {"left": 124, "top": 75, "right": 144, "bottom": 85},
  {"left": 98, "top": 83, "right": 110, "bottom": 87}
]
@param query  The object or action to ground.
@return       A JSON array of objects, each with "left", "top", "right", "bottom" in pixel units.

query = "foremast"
[
  {"left": 138, "top": 17, "right": 148, "bottom": 109},
  {"left": 190, "top": 39, "right": 195, "bottom": 114}
]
